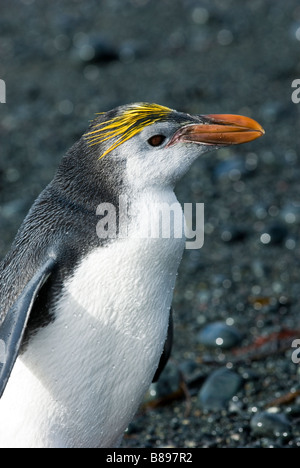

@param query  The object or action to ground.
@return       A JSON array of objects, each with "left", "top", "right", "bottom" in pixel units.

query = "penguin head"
[
  {"left": 84, "top": 103, "right": 264, "bottom": 190},
  {"left": 55, "top": 103, "right": 264, "bottom": 210}
]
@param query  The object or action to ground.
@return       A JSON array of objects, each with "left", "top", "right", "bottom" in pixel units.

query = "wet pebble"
[
  {"left": 250, "top": 411, "right": 292, "bottom": 438},
  {"left": 197, "top": 321, "right": 243, "bottom": 349},
  {"left": 198, "top": 367, "right": 243, "bottom": 410}
]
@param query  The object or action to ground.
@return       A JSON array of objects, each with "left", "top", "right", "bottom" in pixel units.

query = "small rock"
[
  {"left": 197, "top": 322, "right": 243, "bottom": 349},
  {"left": 198, "top": 367, "right": 243, "bottom": 410},
  {"left": 250, "top": 411, "right": 292, "bottom": 438}
]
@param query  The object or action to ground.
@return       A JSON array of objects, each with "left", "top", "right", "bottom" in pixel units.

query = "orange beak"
[{"left": 168, "top": 114, "right": 265, "bottom": 146}]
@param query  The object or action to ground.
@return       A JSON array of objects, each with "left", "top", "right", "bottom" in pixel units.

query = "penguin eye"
[{"left": 147, "top": 135, "right": 166, "bottom": 147}]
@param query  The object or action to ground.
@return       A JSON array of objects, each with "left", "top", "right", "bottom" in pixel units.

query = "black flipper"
[
  {"left": 0, "top": 256, "right": 57, "bottom": 398},
  {"left": 152, "top": 307, "right": 174, "bottom": 383}
]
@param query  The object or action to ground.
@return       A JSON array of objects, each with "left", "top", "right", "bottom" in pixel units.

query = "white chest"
[{"left": 0, "top": 190, "right": 185, "bottom": 448}]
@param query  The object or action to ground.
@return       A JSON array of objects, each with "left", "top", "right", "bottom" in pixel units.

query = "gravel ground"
[{"left": 1, "top": 0, "right": 300, "bottom": 448}]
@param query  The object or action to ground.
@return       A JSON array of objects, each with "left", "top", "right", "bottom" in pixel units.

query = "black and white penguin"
[{"left": 0, "top": 103, "right": 264, "bottom": 447}]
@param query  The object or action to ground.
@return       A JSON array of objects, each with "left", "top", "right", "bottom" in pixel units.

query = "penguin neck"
[
  {"left": 124, "top": 185, "right": 183, "bottom": 244},
  {"left": 54, "top": 139, "right": 126, "bottom": 214}
]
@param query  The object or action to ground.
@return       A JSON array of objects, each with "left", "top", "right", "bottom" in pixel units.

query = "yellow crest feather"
[{"left": 84, "top": 103, "right": 172, "bottom": 159}]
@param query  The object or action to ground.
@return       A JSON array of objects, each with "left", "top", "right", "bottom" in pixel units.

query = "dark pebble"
[
  {"left": 250, "top": 411, "right": 292, "bottom": 438},
  {"left": 198, "top": 367, "right": 243, "bottom": 410},
  {"left": 197, "top": 321, "right": 243, "bottom": 349}
]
